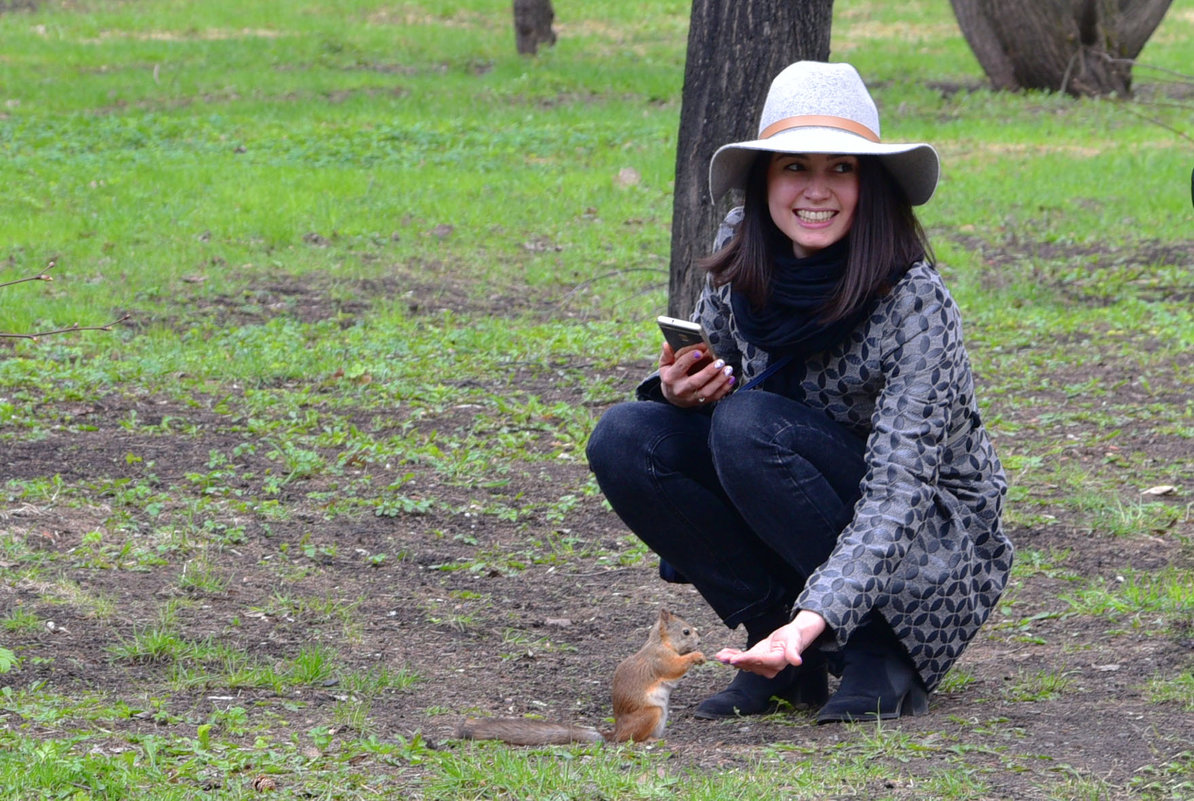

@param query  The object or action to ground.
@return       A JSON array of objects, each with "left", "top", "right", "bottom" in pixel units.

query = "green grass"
[
  {"left": 2, "top": 0, "right": 1193, "bottom": 798},
  {"left": 1, "top": 0, "right": 682, "bottom": 335},
  {"left": 1062, "top": 567, "right": 1194, "bottom": 627},
  {"left": 1146, "top": 671, "right": 1194, "bottom": 711},
  {"left": 1003, "top": 669, "right": 1076, "bottom": 703}
]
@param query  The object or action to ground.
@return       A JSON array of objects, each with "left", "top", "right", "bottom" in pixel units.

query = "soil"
[{"left": 2, "top": 271, "right": 1193, "bottom": 800}]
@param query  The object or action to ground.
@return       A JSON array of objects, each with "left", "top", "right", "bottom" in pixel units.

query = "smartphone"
[{"left": 657, "top": 316, "right": 716, "bottom": 358}]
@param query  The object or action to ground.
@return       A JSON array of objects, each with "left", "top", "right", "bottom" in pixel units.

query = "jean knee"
[
  {"left": 587, "top": 401, "right": 673, "bottom": 478},
  {"left": 709, "top": 392, "right": 773, "bottom": 458},
  {"left": 586, "top": 402, "right": 634, "bottom": 476}
]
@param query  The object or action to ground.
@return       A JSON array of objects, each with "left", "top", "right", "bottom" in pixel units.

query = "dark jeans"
[{"left": 586, "top": 390, "right": 867, "bottom": 630}]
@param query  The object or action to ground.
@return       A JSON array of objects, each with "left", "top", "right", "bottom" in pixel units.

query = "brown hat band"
[{"left": 760, "top": 115, "right": 880, "bottom": 143}]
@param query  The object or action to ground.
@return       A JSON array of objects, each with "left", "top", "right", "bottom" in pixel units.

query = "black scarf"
[{"left": 731, "top": 239, "right": 873, "bottom": 359}]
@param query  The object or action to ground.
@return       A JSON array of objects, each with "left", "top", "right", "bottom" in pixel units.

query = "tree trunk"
[
  {"left": 667, "top": 0, "right": 834, "bottom": 318},
  {"left": 513, "top": 0, "right": 556, "bottom": 56},
  {"left": 950, "top": 0, "right": 1173, "bottom": 97}
]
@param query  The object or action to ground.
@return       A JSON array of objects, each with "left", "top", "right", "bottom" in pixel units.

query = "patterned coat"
[{"left": 676, "top": 211, "right": 1011, "bottom": 691}]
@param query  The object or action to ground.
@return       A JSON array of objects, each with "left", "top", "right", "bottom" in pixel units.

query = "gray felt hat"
[{"left": 708, "top": 61, "right": 940, "bottom": 205}]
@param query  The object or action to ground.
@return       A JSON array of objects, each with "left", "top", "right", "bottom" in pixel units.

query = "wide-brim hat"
[{"left": 708, "top": 61, "right": 940, "bottom": 206}]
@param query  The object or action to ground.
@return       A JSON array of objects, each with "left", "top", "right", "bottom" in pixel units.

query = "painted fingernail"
[
  {"left": 728, "top": 375, "right": 737, "bottom": 386},
  {"left": 723, "top": 365, "right": 734, "bottom": 376},
  {"left": 714, "top": 359, "right": 725, "bottom": 369},
  {"left": 691, "top": 350, "right": 704, "bottom": 360}
]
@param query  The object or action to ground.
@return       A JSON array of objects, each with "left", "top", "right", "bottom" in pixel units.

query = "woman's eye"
[{"left": 833, "top": 162, "right": 855, "bottom": 173}]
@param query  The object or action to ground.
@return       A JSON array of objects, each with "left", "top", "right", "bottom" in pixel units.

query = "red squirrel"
[{"left": 457, "top": 608, "right": 705, "bottom": 744}]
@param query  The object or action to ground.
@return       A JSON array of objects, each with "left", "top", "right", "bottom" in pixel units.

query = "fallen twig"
[
  {"left": 0, "top": 313, "right": 132, "bottom": 341},
  {"left": 1, "top": 259, "right": 131, "bottom": 340}
]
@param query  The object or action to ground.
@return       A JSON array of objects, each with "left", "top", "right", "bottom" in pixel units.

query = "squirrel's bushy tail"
[{"left": 457, "top": 717, "right": 605, "bottom": 745}]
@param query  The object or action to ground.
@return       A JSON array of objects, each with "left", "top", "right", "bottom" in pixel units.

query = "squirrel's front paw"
[{"left": 690, "top": 651, "right": 707, "bottom": 665}]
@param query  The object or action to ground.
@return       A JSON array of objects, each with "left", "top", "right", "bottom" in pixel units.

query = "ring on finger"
[{"left": 697, "top": 396, "right": 706, "bottom": 404}]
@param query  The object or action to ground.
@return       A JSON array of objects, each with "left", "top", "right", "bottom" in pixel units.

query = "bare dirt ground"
[{"left": 3, "top": 273, "right": 1193, "bottom": 799}]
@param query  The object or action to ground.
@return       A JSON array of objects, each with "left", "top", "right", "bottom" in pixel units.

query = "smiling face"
[{"left": 766, "top": 152, "right": 860, "bottom": 258}]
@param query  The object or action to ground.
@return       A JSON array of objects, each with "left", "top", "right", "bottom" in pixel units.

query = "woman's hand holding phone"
[{"left": 659, "top": 341, "right": 736, "bottom": 408}]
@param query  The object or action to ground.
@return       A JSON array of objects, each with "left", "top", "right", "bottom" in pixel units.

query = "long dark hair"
[{"left": 701, "top": 152, "right": 934, "bottom": 322}]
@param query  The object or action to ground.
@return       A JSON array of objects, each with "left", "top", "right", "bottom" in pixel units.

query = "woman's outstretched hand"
[
  {"left": 659, "top": 342, "right": 735, "bottom": 408},
  {"left": 715, "top": 610, "right": 828, "bottom": 678}
]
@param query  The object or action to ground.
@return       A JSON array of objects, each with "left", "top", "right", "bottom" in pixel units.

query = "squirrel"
[{"left": 457, "top": 608, "right": 705, "bottom": 745}]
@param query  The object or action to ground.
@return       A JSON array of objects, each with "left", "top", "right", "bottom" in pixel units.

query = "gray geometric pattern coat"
[{"left": 686, "top": 210, "right": 1012, "bottom": 691}]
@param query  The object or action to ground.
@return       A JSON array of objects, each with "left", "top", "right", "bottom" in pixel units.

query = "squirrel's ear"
[{"left": 658, "top": 608, "right": 671, "bottom": 623}]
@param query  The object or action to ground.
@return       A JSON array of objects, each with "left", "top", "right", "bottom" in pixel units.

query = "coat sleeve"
[{"left": 795, "top": 272, "right": 965, "bottom": 645}]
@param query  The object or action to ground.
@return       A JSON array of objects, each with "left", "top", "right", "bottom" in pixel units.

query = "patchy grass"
[{"left": 1, "top": 0, "right": 1192, "bottom": 799}]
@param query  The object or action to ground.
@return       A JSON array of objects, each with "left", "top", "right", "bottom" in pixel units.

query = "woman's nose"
[{"left": 804, "top": 174, "right": 831, "bottom": 198}]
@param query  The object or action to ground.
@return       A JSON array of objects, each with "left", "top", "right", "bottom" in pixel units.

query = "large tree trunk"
[
  {"left": 513, "top": 0, "right": 556, "bottom": 56},
  {"left": 951, "top": 0, "right": 1173, "bottom": 97},
  {"left": 667, "top": 0, "right": 834, "bottom": 317}
]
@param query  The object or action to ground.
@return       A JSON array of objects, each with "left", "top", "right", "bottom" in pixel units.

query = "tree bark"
[
  {"left": 667, "top": 0, "right": 834, "bottom": 318},
  {"left": 513, "top": 0, "right": 556, "bottom": 56},
  {"left": 950, "top": 0, "right": 1173, "bottom": 97}
]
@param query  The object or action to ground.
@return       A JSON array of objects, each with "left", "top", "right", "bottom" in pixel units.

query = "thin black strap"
[{"left": 739, "top": 353, "right": 795, "bottom": 393}]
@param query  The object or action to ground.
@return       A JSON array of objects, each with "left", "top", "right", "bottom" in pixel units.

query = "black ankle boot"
[
  {"left": 694, "top": 652, "right": 829, "bottom": 720},
  {"left": 815, "top": 626, "right": 928, "bottom": 724}
]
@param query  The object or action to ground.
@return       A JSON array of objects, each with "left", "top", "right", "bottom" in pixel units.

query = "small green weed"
[
  {"left": 1014, "top": 547, "right": 1079, "bottom": 580},
  {"left": 1128, "top": 751, "right": 1194, "bottom": 800},
  {"left": 109, "top": 627, "right": 190, "bottom": 664},
  {"left": 1062, "top": 567, "right": 1194, "bottom": 629},
  {"left": 332, "top": 697, "right": 374, "bottom": 734},
  {"left": 288, "top": 644, "right": 339, "bottom": 685},
  {"left": 1004, "top": 669, "right": 1076, "bottom": 702},
  {"left": 922, "top": 766, "right": 993, "bottom": 800},
  {"left": 937, "top": 666, "right": 978, "bottom": 694},
  {"left": 1089, "top": 495, "right": 1187, "bottom": 537},
  {"left": 178, "top": 556, "right": 229, "bottom": 595},
  {"left": 341, "top": 664, "right": 422, "bottom": 696},
  {"left": 2, "top": 607, "right": 41, "bottom": 633},
  {"left": 1145, "top": 670, "right": 1194, "bottom": 711}
]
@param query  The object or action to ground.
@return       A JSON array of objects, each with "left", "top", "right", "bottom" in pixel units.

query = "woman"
[{"left": 586, "top": 62, "right": 1011, "bottom": 723}]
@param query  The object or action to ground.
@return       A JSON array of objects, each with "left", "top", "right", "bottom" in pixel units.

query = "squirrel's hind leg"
[{"left": 610, "top": 707, "right": 665, "bottom": 743}]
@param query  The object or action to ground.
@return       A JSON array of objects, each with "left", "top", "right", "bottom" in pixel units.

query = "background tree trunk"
[
  {"left": 951, "top": 0, "right": 1173, "bottom": 97},
  {"left": 513, "top": 0, "right": 556, "bottom": 56},
  {"left": 667, "top": 0, "right": 834, "bottom": 317}
]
